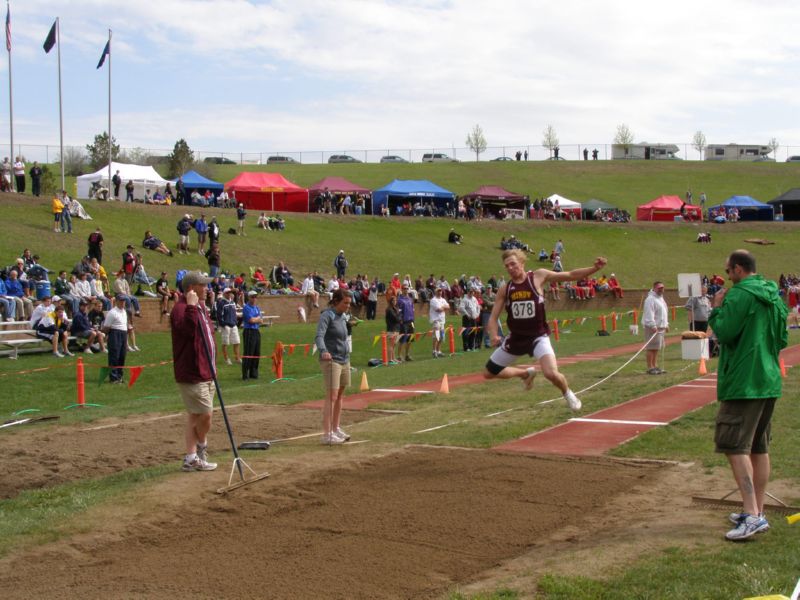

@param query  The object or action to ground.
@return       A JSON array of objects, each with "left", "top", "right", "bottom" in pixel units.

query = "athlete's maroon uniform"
[{"left": 502, "top": 271, "right": 549, "bottom": 355}]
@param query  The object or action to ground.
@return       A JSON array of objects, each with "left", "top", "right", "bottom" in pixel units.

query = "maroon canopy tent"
[
  {"left": 637, "top": 195, "right": 701, "bottom": 221},
  {"left": 461, "top": 185, "right": 529, "bottom": 218},
  {"left": 308, "top": 176, "right": 372, "bottom": 212},
  {"left": 225, "top": 172, "right": 309, "bottom": 213}
]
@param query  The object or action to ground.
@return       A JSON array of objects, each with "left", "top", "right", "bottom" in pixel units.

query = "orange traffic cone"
[
  {"left": 780, "top": 358, "right": 787, "bottom": 378},
  {"left": 439, "top": 373, "right": 450, "bottom": 394},
  {"left": 359, "top": 371, "right": 369, "bottom": 392},
  {"left": 698, "top": 357, "right": 707, "bottom": 376}
]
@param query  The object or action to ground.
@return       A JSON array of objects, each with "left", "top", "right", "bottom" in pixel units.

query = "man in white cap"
[
  {"left": 170, "top": 270, "right": 218, "bottom": 472},
  {"left": 334, "top": 249, "right": 348, "bottom": 279},
  {"left": 236, "top": 203, "right": 247, "bottom": 236}
]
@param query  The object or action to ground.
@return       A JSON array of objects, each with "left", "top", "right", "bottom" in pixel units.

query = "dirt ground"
[{"left": 0, "top": 404, "right": 758, "bottom": 599}]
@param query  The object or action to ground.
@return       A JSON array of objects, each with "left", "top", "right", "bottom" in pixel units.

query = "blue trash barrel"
[{"left": 35, "top": 280, "right": 52, "bottom": 300}]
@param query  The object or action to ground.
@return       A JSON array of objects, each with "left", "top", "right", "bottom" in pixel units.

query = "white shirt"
[
  {"left": 102, "top": 306, "right": 128, "bottom": 331},
  {"left": 31, "top": 303, "right": 54, "bottom": 327},
  {"left": 429, "top": 296, "right": 449, "bottom": 324},
  {"left": 75, "top": 279, "right": 94, "bottom": 299},
  {"left": 327, "top": 278, "right": 339, "bottom": 292},
  {"left": 460, "top": 295, "right": 480, "bottom": 320},
  {"left": 301, "top": 277, "right": 315, "bottom": 295},
  {"left": 643, "top": 290, "right": 669, "bottom": 329}
]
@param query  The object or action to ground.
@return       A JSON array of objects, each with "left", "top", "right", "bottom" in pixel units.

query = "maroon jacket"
[{"left": 170, "top": 295, "right": 216, "bottom": 384}]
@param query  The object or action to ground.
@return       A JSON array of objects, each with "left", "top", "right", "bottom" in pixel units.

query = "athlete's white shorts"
[{"left": 488, "top": 334, "right": 554, "bottom": 368}]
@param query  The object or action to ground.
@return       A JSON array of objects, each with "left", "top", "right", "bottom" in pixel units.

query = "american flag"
[{"left": 5, "top": 5, "right": 10, "bottom": 52}]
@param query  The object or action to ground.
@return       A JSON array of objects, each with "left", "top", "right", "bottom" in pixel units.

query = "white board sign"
[{"left": 678, "top": 273, "right": 703, "bottom": 298}]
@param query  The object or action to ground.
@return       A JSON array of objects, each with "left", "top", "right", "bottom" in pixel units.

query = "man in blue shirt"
[
  {"left": 241, "top": 290, "right": 261, "bottom": 379},
  {"left": 396, "top": 285, "right": 415, "bottom": 361}
]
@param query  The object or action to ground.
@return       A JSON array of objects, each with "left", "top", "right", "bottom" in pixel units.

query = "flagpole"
[
  {"left": 107, "top": 28, "right": 111, "bottom": 195},
  {"left": 56, "top": 17, "right": 64, "bottom": 191},
  {"left": 6, "top": 1, "right": 14, "bottom": 192}
]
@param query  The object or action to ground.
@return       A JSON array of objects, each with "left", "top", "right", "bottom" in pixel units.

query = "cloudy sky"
[{"left": 3, "top": 0, "right": 800, "bottom": 161}]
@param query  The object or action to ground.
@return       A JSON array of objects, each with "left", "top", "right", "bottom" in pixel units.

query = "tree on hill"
[
  {"left": 692, "top": 131, "right": 707, "bottom": 160},
  {"left": 465, "top": 124, "right": 487, "bottom": 161},
  {"left": 542, "top": 125, "right": 559, "bottom": 158},
  {"left": 120, "top": 146, "right": 151, "bottom": 166},
  {"left": 58, "top": 147, "right": 88, "bottom": 176},
  {"left": 768, "top": 137, "right": 779, "bottom": 159},
  {"left": 168, "top": 139, "right": 195, "bottom": 178},
  {"left": 86, "top": 131, "right": 120, "bottom": 170},
  {"left": 613, "top": 124, "right": 635, "bottom": 157}
]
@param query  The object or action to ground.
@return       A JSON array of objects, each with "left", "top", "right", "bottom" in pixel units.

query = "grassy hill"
[{"left": 1, "top": 187, "right": 797, "bottom": 291}]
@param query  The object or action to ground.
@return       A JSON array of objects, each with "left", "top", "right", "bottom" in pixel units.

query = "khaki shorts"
[
  {"left": 221, "top": 325, "right": 240, "bottom": 345},
  {"left": 321, "top": 360, "right": 351, "bottom": 391},
  {"left": 714, "top": 398, "right": 776, "bottom": 454},
  {"left": 178, "top": 381, "right": 215, "bottom": 414},
  {"left": 644, "top": 327, "right": 664, "bottom": 350}
]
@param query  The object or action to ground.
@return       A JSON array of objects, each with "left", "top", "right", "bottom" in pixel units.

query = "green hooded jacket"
[{"left": 708, "top": 274, "right": 788, "bottom": 401}]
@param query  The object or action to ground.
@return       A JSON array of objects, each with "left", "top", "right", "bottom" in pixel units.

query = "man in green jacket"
[{"left": 709, "top": 249, "right": 788, "bottom": 541}]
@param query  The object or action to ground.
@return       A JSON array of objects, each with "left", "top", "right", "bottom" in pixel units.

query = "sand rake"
[
  {"left": 692, "top": 489, "right": 800, "bottom": 516},
  {"left": 199, "top": 327, "right": 270, "bottom": 494}
]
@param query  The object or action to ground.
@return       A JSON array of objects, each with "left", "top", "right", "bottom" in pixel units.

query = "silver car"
[{"left": 380, "top": 155, "right": 409, "bottom": 163}]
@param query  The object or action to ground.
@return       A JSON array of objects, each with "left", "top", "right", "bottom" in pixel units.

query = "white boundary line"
[
  {"left": 412, "top": 420, "right": 466, "bottom": 434},
  {"left": 373, "top": 388, "right": 435, "bottom": 394},
  {"left": 569, "top": 417, "right": 670, "bottom": 426}
]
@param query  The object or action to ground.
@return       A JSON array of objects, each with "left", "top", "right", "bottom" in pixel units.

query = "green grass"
[{"left": 3, "top": 160, "right": 800, "bottom": 597}]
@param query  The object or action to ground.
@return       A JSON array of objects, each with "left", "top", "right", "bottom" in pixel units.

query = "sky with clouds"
[{"left": 2, "top": 0, "right": 800, "bottom": 161}]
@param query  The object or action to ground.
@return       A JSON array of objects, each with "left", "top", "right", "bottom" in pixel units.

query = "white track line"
[
  {"left": 569, "top": 417, "right": 670, "bottom": 426},
  {"left": 372, "top": 388, "right": 435, "bottom": 394},
  {"left": 675, "top": 384, "right": 716, "bottom": 388},
  {"left": 412, "top": 420, "right": 466, "bottom": 434}
]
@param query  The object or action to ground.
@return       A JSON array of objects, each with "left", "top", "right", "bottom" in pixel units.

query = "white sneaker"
[
  {"left": 133, "top": 345, "right": 141, "bottom": 352},
  {"left": 726, "top": 514, "right": 769, "bottom": 540},
  {"left": 729, "top": 512, "right": 769, "bottom": 531},
  {"left": 564, "top": 390, "right": 581, "bottom": 411},
  {"left": 103, "top": 348, "right": 109, "bottom": 353},
  {"left": 321, "top": 432, "right": 345, "bottom": 445},
  {"left": 335, "top": 427, "right": 351, "bottom": 441},
  {"left": 127, "top": 345, "right": 136, "bottom": 352},
  {"left": 65, "top": 350, "right": 75, "bottom": 357},
  {"left": 84, "top": 347, "right": 94, "bottom": 354},
  {"left": 522, "top": 367, "right": 536, "bottom": 390},
  {"left": 226, "top": 358, "right": 233, "bottom": 366},
  {"left": 53, "top": 351, "right": 64, "bottom": 358}
]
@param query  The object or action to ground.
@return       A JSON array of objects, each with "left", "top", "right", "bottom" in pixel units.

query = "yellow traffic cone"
[
  {"left": 360, "top": 371, "right": 369, "bottom": 392},
  {"left": 698, "top": 357, "right": 707, "bottom": 376},
  {"left": 439, "top": 373, "right": 450, "bottom": 394}
]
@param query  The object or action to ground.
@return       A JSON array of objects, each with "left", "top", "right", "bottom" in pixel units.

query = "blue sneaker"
[
  {"left": 725, "top": 514, "right": 769, "bottom": 540},
  {"left": 729, "top": 512, "right": 769, "bottom": 531}
]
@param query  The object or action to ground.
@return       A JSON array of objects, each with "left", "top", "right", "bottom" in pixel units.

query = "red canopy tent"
[
  {"left": 637, "top": 195, "right": 701, "bottom": 221},
  {"left": 225, "top": 172, "right": 309, "bottom": 213}
]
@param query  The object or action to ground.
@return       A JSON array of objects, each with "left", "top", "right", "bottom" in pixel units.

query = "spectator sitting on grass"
[
  {"left": 143, "top": 230, "right": 174, "bottom": 256},
  {"left": 448, "top": 228, "right": 463, "bottom": 244},
  {"left": 257, "top": 213, "right": 269, "bottom": 229}
]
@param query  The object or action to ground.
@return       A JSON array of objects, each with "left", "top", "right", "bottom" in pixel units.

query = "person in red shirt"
[{"left": 171, "top": 271, "right": 218, "bottom": 472}]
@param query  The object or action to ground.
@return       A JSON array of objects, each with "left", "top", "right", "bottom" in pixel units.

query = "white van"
[{"left": 421, "top": 153, "right": 459, "bottom": 163}]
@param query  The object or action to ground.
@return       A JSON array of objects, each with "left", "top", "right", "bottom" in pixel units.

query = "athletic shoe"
[
  {"left": 53, "top": 351, "right": 64, "bottom": 358},
  {"left": 103, "top": 348, "right": 109, "bottom": 353},
  {"left": 564, "top": 390, "right": 581, "bottom": 411},
  {"left": 182, "top": 457, "right": 217, "bottom": 472},
  {"left": 335, "top": 427, "right": 351, "bottom": 441},
  {"left": 657, "top": 368, "right": 667, "bottom": 374},
  {"left": 127, "top": 345, "right": 136, "bottom": 352},
  {"left": 226, "top": 358, "right": 233, "bottom": 366},
  {"left": 132, "top": 345, "right": 141, "bottom": 352},
  {"left": 729, "top": 512, "right": 769, "bottom": 531},
  {"left": 726, "top": 514, "right": 769, "bottom": 540},
  {"left": 647, "top": 368, "right": 660, "bottom": 375},
  {"left": 65, "top": 350, "right": 75, "bottom": 357},
  {"left": 522, "top": 367, "right": 536, "bottom": 391},
  {"left": 405, "top": 356, "right": 413, "bottom": 362},
  {"left": 321, "top": 432, "right": 345, "bottom": 445},
  {"left": 196, "top": 443, "right": 209, "bottom": 463},
  {"left": 84, "top": 347, "right": 94, "bottom": 354}
]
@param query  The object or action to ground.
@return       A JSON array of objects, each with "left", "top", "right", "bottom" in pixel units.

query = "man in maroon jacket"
[{"left": 171, "top": 271, "right": 218, "bottom": 472}]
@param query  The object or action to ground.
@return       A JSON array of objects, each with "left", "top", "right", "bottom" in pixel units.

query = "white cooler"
[{"left": 681, "top": 337, "right": 709, "bottom": 360}]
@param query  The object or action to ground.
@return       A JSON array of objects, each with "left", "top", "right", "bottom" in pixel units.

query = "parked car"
[
  {"left": 204, "top": 157, "right": 236, "bottom": 165},
  {"left": 543, "top": 156, "right": 566, "bottom": 161},
  {"left": 491, "top": 156, "right": 513, "bottom": 161},
  {"left": 267, "top": 156, "right": 300, "bottom": 164},
  {"left": 786, "top": 156, "right": 800, "bottom": 162},
  {"left": 421, "top": 153, "right": 459, "bottom": 163},
  {"left": 380, "top": 155, "right": 408, "bottom": 163},
  {"left": 328, "top": 155, "right": 362, "bottom": 163}
]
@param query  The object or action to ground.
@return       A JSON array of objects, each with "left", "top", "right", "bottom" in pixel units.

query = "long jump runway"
[
  {"left": 299, "top": 337, "right": 682, "bottom": 411},
  {"left": 495, "top": 344, "right": 800, "bottom": 457}
]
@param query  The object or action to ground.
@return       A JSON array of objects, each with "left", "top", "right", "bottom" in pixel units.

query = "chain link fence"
[{"left": 5, "top": 143, "right": 800, "bottom": 167}]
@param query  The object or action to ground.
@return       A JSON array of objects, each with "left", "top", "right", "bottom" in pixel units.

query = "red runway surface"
[
  {"left": 300, "top": 337, "right": 680, "bottom": 411},
  {"left": 495, "top": 345, "right": 800, "bottom": 457}
]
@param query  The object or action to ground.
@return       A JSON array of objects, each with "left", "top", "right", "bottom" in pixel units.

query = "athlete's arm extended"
[{"left": 534, "top": 257, "right": 608, "bottom": 289}]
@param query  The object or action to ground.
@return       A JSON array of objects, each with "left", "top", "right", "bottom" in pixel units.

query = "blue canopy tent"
[
  {"left": 175, "top": 170, "right": 224, "bottom": 205},
  {"left": 371, "top": 179, "right": 456, "bottom": 216},
  {"left": 708, "top": 195, "right": 774, "bottom": 222}
]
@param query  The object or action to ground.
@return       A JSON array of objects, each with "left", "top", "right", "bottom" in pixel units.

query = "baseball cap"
[
  {"left": 181, "top": 271, "right": 213, "bottom": 287},
  {"left": 247, "top": 290, "right": 258, "bottom": 297},
  {"left": 223, "top": 287, "right": 233, "bottom": 294},
  {"left": 52, "top": 295, "right": 61, "bottom": 302}
]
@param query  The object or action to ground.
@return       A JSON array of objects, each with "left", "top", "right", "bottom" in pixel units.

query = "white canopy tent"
[
  {"left": 546, "top": 193, "right": 582, "bottom": 219},
  {"left": 76, "top": 162, "right": 170, "bottom": 200}
]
